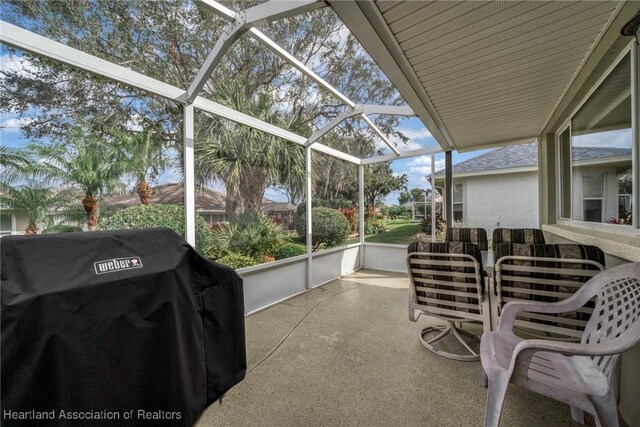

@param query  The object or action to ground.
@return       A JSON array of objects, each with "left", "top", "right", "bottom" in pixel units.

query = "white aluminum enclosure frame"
[{"left": 0, "top": 0, "right": 450, "bottom": 291}]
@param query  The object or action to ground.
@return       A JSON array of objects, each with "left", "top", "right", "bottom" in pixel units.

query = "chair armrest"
[{"left": 497, "top": 296, "right": 585, "bottom": 332}]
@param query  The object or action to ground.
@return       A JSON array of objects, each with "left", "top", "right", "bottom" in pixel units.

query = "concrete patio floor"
[{"left": 196, "top": 269, "right": 580, "bottom": 427}]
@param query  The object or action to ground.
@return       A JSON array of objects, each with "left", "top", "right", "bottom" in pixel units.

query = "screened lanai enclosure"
[{"left": 1, "top": 0, "right": 640, "bottom": 426}]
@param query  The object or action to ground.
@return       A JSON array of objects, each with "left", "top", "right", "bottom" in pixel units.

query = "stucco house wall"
[{"left": 459, "top": 171, "right": 539, "bottom": 236}]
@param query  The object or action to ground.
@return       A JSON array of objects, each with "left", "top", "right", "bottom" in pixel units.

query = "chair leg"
[
  {"left": 480, "top": 369, "right": 488, "bottom": 388},
  {"left": 590, "top": 393, "right": 618, "bottom": 427},
  {"left": 484, "top": 373, "right": 509, "bottom": 427},
  {"left": 570, "top": 406, "right": 584, "bottom": 425}
]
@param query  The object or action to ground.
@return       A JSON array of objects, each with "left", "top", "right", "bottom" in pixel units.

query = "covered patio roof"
[{"left": 330, "top": 1, "right": 624, "bottom": 152}]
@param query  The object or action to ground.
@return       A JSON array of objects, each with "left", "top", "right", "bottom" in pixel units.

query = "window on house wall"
[
  {"left": 581, "top": 173, "right": 604, "bottom": 222},
  {"left": 558, "top": 52, "right": 633, "bottom": 227},
  {"left": 0, "top": 214, "right": 13, "bottom": 236},
  {"left": 453, "top": 183, "right": 463, "bottom": 221}
]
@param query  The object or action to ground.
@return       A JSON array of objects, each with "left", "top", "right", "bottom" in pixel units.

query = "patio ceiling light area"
[{"left": 331, "top": 1, "right": 624, "bottom": 151}]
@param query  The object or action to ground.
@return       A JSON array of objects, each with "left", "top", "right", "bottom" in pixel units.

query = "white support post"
[
  {"left": 632, "top": 41, "right": 639, "bottom": 229},
  {"left": 305, "top": 146, "right": 313, "bottom": 288},
  {"left": 445, "top": 151, "right": 453, "bottom": 225},
  {"left": 183, "top": 104, "right": 196, "bottom": 247},
  {"left": 431, "top": 154, "right": 436, "bottom": 242},
  {"left": 359, "top": 164, "right": 365, "bottom": 267}
]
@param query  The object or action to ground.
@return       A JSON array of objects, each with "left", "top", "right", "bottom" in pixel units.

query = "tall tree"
[
  {"left": 196, "top": 82, "right": 309, "bottom": 218},
  {"left": 0, "top": 184, "right": 71, "bottom": 234},
  {"left": 1, "top": 0, "right": 407, "bottom": 208},
  {"left": 0, "top": 146, "right": 33, "bottom": 186},
  {"left": 115, "top": 127, "right": 169, "bottom": 204},
  {"left": 35, "top": 132, "right": 126, "bottom": 230},
  {"left": 364, "top": 163, "right": 407, "bottom": 208}
]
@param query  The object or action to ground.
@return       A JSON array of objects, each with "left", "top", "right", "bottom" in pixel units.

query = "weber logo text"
[{"left": 94, "top": 257, "right": 143, "bottom": 275}]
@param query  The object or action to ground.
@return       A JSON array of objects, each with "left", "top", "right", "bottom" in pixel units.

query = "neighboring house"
[
  {"left": 3, "top": 183, "right": 297, "bottom": 236},
  {"left": 262, "top": 200, "right": 297, "bottom": 230},
  {"left": 105, "top": 183, "right": 228, "bottom": 225},
  {"left": 0, "top": 211, "right": 25, "bottom": 237},
  {"left": 104, "top": 183, "right": 297, "bottom": 229},
  {"left": 433, "top": 143, "right": 631, "bottom": 236}
]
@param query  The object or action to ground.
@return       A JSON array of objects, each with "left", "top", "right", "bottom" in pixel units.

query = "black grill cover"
[{"left": 1, "top": 228, "right": 246, "bottom": 426}]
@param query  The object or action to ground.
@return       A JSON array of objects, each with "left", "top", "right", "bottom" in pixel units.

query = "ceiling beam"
[
  {"left": 305, "top": 112, "right": 356, "bottom": 147},
  {"left": 0, "top": 21, "right": 361, "bottom": 166},
  {"left": 0, "top": 21, "right": 186, "bottom": 102},
  {"left": 194, "top": 0, "right": 401, "bottom": 156},
  {"left": 362, "top": 146, "right": 442, "bottom": 165},
  {"left": 187, "top": 17, "right": 247, "bottom": 102},
  {"left": 328, "top": 0, "right": 455, "bottom": 151},
  {"left": 243, "top": 0, "right": 323, "bottom": 27}
]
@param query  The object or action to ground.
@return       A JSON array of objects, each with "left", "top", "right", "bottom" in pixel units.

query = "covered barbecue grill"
[{"left": 1, "top": 228, "right": 246, "bottom": 426}]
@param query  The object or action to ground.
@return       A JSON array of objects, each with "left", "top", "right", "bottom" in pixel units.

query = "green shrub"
[
  {"left": 296, "top": 207, "right": 350, "bottom": 250},
  {"left": 217, "top": 252, "right": 260, "bottom": 269},
  {"left": 42, "top": 224, "right": 83, "bottom": 234},
  {"left": 296, "top": 198, "right": 355, "bottom": 216},
  {"left": 98, "top": 204, "right": 214, "bottom": 256},
  {"left": 211, "top": 213, "right": 288, "bottom": 259},
  {"left": 274, "top": 243, "right": 307, "bottom": 260}
]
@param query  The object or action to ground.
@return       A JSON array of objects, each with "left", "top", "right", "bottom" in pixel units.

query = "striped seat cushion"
[
  {"left": 445, "top": 227, "right": 488, "bottom": 251},
  {"left": 408, "top": 241, "right": 484, "bottom": 314},
  {"left": 494, "top": 243, "right": 605, "bottom": 332},
  {"left": 492, "top": 228, "right": 545, "bottom": 245}
]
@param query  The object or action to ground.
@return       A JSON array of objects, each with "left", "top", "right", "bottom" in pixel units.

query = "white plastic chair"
[{"left": 480, "top": 262, "right": 640, "bottom": 427}]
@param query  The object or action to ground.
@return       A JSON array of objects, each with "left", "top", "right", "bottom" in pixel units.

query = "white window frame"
[
  {"left": 0, "top": 213, "right": 15, "bottom": 236},
  {"left": 581, "top": 172, "right": 605, "bottom": 223},
  {"left": 554, "top": 43, "right": 638, "bottom": 233},
  {"left": 452, "top": 183, "right": 463, "bottom": 221}
]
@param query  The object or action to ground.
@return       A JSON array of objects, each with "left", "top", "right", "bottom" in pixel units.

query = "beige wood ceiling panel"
[{"left": 374, "top": 0, "right": 620, "bottom": 149}]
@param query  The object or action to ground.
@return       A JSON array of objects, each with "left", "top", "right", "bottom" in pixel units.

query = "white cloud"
[
  {"left": 389, "top": 126, "right": 434, "bottom": 151},
  {"left": 402, "top": 128, "right": 433, "bottom": 140},
  {"left": 0, "top": 53, "right": 38, "bottom": 78},
  {"left": 0, "top": 117, "right": 34, "bottom": 132},
  {"left": 125, "top": 113, "right": 144, "bottom": 132},
  {"left": 405, "top": 156, "right": 446, "bottom": 189}
]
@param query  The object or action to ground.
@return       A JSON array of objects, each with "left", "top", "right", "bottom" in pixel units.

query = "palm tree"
[
  {"left": 115, "top": 127, "right": 168, "bottom": 204},
  {"left": 195, "top": 82, "right": 309, "bottom": 219},
  {"left": 0, "top": 184, "right": 72, "bottom": 235},
  {"left": 35, "top": 132, "right": 126, "bottom": 230},
  {"left": 0, "top": 146, "right": 33, "bottom": 186}
]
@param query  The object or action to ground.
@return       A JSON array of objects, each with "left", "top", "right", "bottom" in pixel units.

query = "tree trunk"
[
  {"left": 224, "top": 181, "right": 243, "bottom": 222},
  {"left": 136, "top": 178, "right": 152, "bottom": 205},
  {"left": 82, "top": 194, "right": 99, "bottom": 231},
  {"left": 239, "top": 166, "right": 268, "bottom": 215},
  {"left": 25, "top": 223, "right": 39, "bottom": 235}
]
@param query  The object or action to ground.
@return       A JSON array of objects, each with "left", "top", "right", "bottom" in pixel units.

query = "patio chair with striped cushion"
[
  {"left": 492, "top": 243, "right": 605, "bottom": 340},
  {"left": 446, "top": 227, "right": 489, "bottom": 251},
  {"left": 407, "top": 241, "right": 491, "bottom": 361},
  {"left": 492, "top": 228, "right": 546, "bottom": 246}
]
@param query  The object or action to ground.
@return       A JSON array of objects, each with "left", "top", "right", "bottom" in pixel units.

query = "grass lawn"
[
  {"left": 364, "top": 220, "right": 422, "bottom": 244},
  {"left": 298, "top": 220, "right": 423, "bottom": 247}
]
